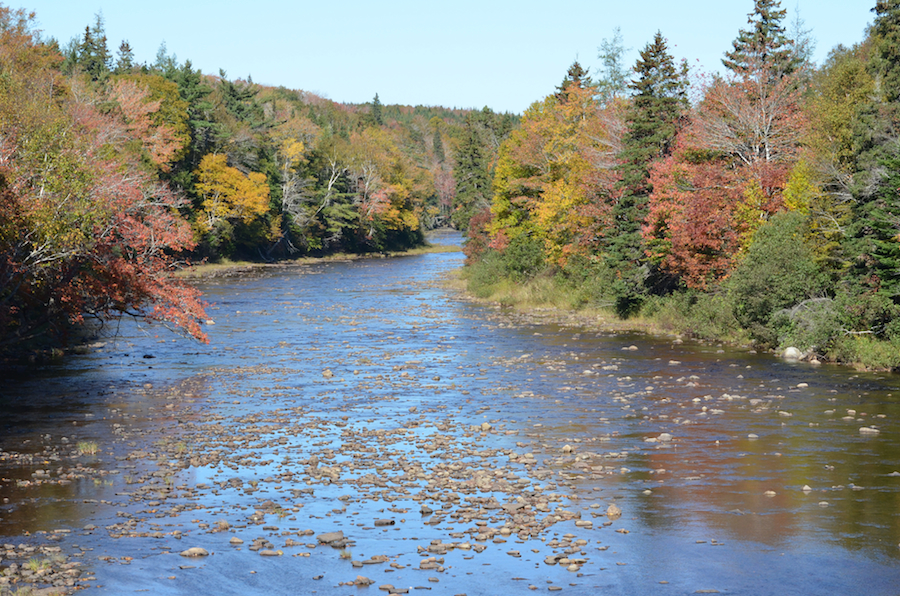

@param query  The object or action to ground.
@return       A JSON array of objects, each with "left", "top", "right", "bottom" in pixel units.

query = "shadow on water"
[{"left": 1, "top": 231, "right": 899, "bottom": 595}]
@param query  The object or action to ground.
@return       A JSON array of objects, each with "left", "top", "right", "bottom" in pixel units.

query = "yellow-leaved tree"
[{"left": 194, "top": 153, "right": 270, "bottom": 236}]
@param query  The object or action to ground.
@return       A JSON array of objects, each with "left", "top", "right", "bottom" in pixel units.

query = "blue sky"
[{"left": 22, "top": 0, "right": 874, "bottom": 114}]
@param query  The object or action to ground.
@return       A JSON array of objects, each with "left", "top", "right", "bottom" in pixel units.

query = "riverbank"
[
  {"left": 450, "top": 265, "right": 900, "bottom": 372},
  {"left": 176, "top": 243, "right": 461, "bottom": 279}
]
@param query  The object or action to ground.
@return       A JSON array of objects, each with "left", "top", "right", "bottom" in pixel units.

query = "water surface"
[{"left": 2, "top": 231, "right": 899, "bottom": 595}]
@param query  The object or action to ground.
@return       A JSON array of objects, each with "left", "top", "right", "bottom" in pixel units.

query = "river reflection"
[{"left": 1, "top": 231, "right": 899, "bottom": 596}]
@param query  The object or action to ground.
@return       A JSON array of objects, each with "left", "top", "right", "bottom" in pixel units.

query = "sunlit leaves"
[
  {"left": 194, "top": 153, "right": 270, "bottom": 233},
  {"left": 489, "top": 84, "right": 623, "bottom": 264},
  {"left": 0, "top": 10, "right": 207, "bottom": 349}
]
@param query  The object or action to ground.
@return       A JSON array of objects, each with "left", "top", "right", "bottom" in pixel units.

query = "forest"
[
  {"left": 463, "top": 0, "right": 900, "bottom": 370},
  {"left": 0, "top": 4, "right": 516, "bottom": 355},
  {"left": 2, "top": 0, "right": 900, "bottom": 370}
]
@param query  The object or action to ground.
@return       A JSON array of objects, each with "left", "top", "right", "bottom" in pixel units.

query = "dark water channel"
[{"left": 2, "top": 230, "right": 899, "bottom": 595}]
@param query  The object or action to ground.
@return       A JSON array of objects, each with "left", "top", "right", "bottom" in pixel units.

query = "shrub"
[
  {"left": 641, "top": 289, "right": 745, "bottom": 342},
  {"left": 727, "top": 211, "right": 828, "bottom": 346},
  {"left": 556, "top": 254, "right": 616, "bottom": 309},
  {"left": 500, "top": 234, "right": 545, "bottom": 282}
]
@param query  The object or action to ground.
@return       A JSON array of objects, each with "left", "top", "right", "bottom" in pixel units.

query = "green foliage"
[
  {"left": 77, "top": 13, "right": 111, "bottom": 81},
  {"left": 371, "top": 93, "right": 384, "bottom": 126},
  {"left": 465, "top": 249, "right": 508, "bottom": 299},
  {"left": 452, "top": 115, "right": 492, "bottom": 230},
  {"left": 830, "top": 334, "right": 900, "bottom": 370},
  {"left": 555, "top": 254, "right": 616, "bottom": 308},
  {"left": 501, "top": 234, "right": 545, "bottom": 282},
  {"left": 556, "top": 61, "right": 593, "bottom": 101},
  {"left": 606, "top": 31, "right": 688, "bottom": 311},
  {"left": 640, "top": 291, "right": 746, "bottom": 343},
  {"left": 726, "top": 211, "right": 827, "bottom": 346},
  {"left": 869, "top": 0, "right": 900, "bottom": 103},
  {"left": 771, "top": 298, "right": 838, "bottom": 352},
  {"left": 723, "top": 0, "right": 798, "bottom": 76},
  {"left": 844, "top": 3, "right": 900, "bottom": 302}
]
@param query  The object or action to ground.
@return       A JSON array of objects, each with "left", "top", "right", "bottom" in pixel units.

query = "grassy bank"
[{"left": 457, "top": 254, "right": 900, "bottom": 372}]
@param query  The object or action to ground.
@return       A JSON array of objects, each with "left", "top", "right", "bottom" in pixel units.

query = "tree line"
[
  {"left": 462, "top": 0, "right": 900, "bottom": 368},
  {"left": 0, "top": 6, "right": 516, "bottom": 355}
]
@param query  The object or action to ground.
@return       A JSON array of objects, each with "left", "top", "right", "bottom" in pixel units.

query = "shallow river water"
[{"left": 2, "top": 231, "right": 899, "bottom": 596}]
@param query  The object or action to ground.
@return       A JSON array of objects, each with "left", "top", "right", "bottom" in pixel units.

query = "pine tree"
[
  {"left": 607, "top": 31, "right": 688, "bottom": 314},
  {"left": 451, "top": 116, "right": 491, "bottom": 230},
  {"left": 371, "top": 93, "right": 384, "bottom": 126},
  {"left": 556, "top": 61, "right": 593, "bottom": 102},
  {"left": 845, "top": 0, "right": 900, "bottom": 301},
  {"left": 723, "top": 0, "right": 797, "bottom": 77}
]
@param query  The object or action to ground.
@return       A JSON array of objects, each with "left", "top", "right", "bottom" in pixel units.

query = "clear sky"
[{"left": 21, "top": 0, "right": 875, "bottom": 114}]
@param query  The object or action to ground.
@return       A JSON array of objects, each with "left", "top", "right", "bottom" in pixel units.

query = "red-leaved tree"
[{"left": 0, "top": 9, "right": 207, "bottom": 351}]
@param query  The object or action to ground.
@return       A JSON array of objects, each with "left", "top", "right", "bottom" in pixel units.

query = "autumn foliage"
[
  {"left": 0, "top": 8, "right": 207, "bottom": 352},
  {"left": 644, "top": 62, "right": 805, "bottom": 288}
]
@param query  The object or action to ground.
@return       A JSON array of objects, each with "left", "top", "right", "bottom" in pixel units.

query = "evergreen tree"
[
  {"left": 167, "top": 60, "right": 219, "bottom": 185},
  {"left": 432, "top": 126, "right": 445, "bottom": 163},
  {"left": 77, "top": 12, "right": 110, "bottom": 80},
  {"left": 153, "top": 41, "right": 179, "bottom": 78},
  {"left": 723, "top": 0, "right": 797, "bottom": 77},
  {"left": 556, "top": 61, "right": 593, "bottom": 101},
  {"left": 371, "top": 93, "right": 384, "bottom": 125},
  {"left": 114, "top": 40, "right": 134, "bottom": 73},
  {"left": 869, "top": 0, "right": 900, "bottom": 102},
  {"left": 846, "top": 0, "right": 900, "bottom": 301},
  {"left": 219, "top": 69, "right": 265, "bottom": 127},
  {"left": 606, "top": 31, "right": 688, "bottom": 314},
  {"left": 452, "top": 115, "right": 491, "bottom": 230}
]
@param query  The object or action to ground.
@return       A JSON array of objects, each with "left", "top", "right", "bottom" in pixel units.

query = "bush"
[
  {"left": 641, "top": 289, "right": 745, "bottom": 342},
  {"left": 465, "top": 249, "right": 507, "bottom": 298},
  {"left": 727, "top": 211, "right": 828, "bottom": 347},
  {"left": 556, "top": 254, "right": 616, "bottom": 309},
  {"left": 501, "top": 234, "right": 545, "bottom": 282},
  {"left": 830, "top": 334, "right": 900, "bottom": 370},
  {"left": 771, "top": 298, "right": 838, "bottom": 352}
]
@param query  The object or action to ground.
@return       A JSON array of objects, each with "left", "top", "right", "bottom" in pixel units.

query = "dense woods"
[
  {"left": 2, "top": 0, "right": 899, "bottom": 369},
  {"left": 466, "top": 0, "right": 900, "bottom": 369},
  {"left": 0, "top": 6, "right": 515, "bottom": 355}
]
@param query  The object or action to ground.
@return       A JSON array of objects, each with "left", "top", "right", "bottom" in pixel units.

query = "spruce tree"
[
  {"left": 371, "top": 93, "right": 384, "bottom": 126},
  {"left": 723, "top": 0, "right": 797, "bottom": 77},
  {"left": 77, "top": 13, "right": 110, "bottom": 80},
  {"left": 451, "top": 116, "right": 491, "bottom": 230},
  {"left": 114, "top": 40, "right": 134, "bottom": 73},
  {"left": 607, "top": 31, "right": 688, "bottom": 314},
  {"left": 555, "top": 61, "right": 593, "bottom": 102},
  {"left": 846, "top": 0, "right": 900, "bottom": 301}
]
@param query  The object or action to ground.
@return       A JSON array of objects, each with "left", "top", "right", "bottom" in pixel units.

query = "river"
[{"left": 1, "top": 230, "right": 899, "bottom": 595}]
